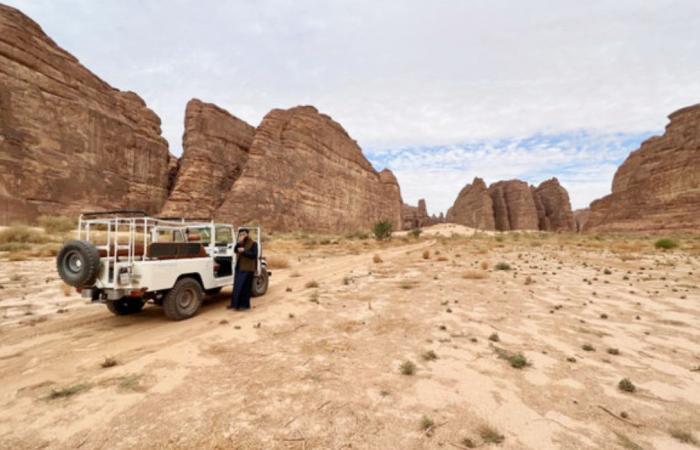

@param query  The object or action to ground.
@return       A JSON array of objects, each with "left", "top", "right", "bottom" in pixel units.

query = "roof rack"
[
  {"left": 80, "top": 210, "right": 147, "bottom": 218},
  {"left": 156, "top": 216, "right": 213, "bottom": 222}
]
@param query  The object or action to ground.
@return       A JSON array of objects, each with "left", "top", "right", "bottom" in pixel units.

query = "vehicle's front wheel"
[
  {"left": 163, "top": 277, "right": 203, "bottom": 320},
  {"left": 106, "top": 297, "right": 145, "bottom": 316},
  {"left": 251, "top": 271, "right": 269, "bottom": 297}
]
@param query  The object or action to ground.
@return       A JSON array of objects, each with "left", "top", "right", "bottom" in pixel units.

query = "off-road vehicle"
[{"left": 55, "top": 211, "right": 270, "bottom": 320}]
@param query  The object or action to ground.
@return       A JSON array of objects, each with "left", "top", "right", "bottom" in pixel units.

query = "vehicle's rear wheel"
[
  {"left": 205, "top": 287, "right": 223, "bottom": 296},
  {"left": 106, "top": 297, "right": 145, "bottom": 315},
  {"left": 163, "top": 277, "right": 203, "bottom": 320},
  {"left": 56, "top": 240, "right": 101, "bottom": 287},
  {"left": 251, "top": 271, "right": 269, "bottom": 297}
]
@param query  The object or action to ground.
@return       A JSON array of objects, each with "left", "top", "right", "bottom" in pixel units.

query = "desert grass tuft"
[
  {"left": 304, "top": 280, "right": 319, "bottom": 289},
  {"left": 373, "top": 254, "right": 383, "bottom": 264},
  {"left": 494, "top": 347, "right": 529, "bottom": 369},
  {"left": 399, "top": 360, "right": 416, "bottom": 375},
  {"left": 618, "top": 378, "right": 636, "bottom": 393},
  {"left": 422, "top": 250, "right": 430, "bottom": 259},
  {"left": 494, "top": 262, "right": 511, "bottom": 271},
  {"left": 419, "top": 415, "right": 434, "bottom": 431},
  {"left": 100, "top": 357, "right": 118, "bottom": 368},
  {"left": 478, "top": 424, "right": 505, "bottom": 444},
  {"left": 46, "top": 383, "right": 91, "bottom": 400},
  {"left": 421, "top": 350, "right": 438, "bottom": 361},
  {"left": 463, "top": 270, "right": 487, "bottom": 280},
  {"left": 669, "top": 429, "right": 698, "bottom": 446},
  {"left": 654, "top": 238, "right": 678, "bottom": 250}
]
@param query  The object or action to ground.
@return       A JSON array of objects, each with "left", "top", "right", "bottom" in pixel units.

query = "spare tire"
[{"left": 56, "top": 240, "right": 101, "bottom": 287}]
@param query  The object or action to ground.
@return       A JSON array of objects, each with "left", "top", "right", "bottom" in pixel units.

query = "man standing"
[{"left": 228, "top": 228, "right": 258, "bottom": 311}]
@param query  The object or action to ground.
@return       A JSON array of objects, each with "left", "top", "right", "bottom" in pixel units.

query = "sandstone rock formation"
[
  {"left": 402, "top": 199, "right": 428, "bottom": 230},
  {"left": 532, "top": 178, "right": 576, "bottom": 232},
  {"left": 489, "top": 180, "right": 539, "bottom": 231},
  {"left": 573, "top": 208, "right": 590, "bottom": 232},
  {"left": 215, "top": 106, "right": 403, "bottom": 232},
  {"left": 161, "top": 99, "right": 255, "bottom": 218},
  {"left": 586, "top": 103, "right": 700, "bottom": 232},
  {"left": 447, "top": 177, "right": 576, "bottom": 232},
  {"left": 0, "top": 5, "right": 173, "bottom": 223},
  {"left": 445, "top": 177, "right": 495, "bottom": 230}
]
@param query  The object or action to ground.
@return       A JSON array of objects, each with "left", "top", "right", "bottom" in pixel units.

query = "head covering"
[{"left": 239, "top": 228, "right": 250, "bottom": 234}]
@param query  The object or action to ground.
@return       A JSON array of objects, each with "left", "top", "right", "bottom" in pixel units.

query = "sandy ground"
[{"left": 0, "top": 231, "right": 698, "bottom": 449}]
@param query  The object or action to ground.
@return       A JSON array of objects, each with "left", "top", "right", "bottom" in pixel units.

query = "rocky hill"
[
  {"left": 447, "top": 177, "right": 576, "bottom": 232},
  {"left": 214, "top": 106, "right": 403, "bottom": 232},
  {"left": 401, "top": 199, "right": 443, "bottom": 230},
  {"left": 161, "top": 99, "right": 255, "bottom": 218},
  {"left": 585, "top": 103, "right": 700, "bottom": 232},
  {"left": 0, "top": 4, "right": 173, "bottom": 223}
]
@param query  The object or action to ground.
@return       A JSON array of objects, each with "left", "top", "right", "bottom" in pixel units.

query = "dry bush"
[
  {"left": 436, "top": 256, "right": 448, "bottom": 262},
  {"left": 37, "top": 216, "right": 76, "bottom": 234},
  {"left": 480, "top": 261, "right": 490, "bottom": 270},
  {"left": 266, "top": 255, "right": 290, "bottom": 269},
  {"left": 0, "top": 226, "right": 49, "bottom": 244},
  {"left": 422, "top": 250, "right": 430, "bottom": 259},
  {"left": 304, "top": 280, "right": 319, "bottom": 289},
  {"left": 463, "top": 270, "right": 488, "bottom": 280},
  {"left": 372, "top": 254, "right": 383, "bottom": 263}
]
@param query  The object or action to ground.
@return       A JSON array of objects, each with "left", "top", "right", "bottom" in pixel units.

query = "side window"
[{"left": 215, "top": 227, "right": 233, "bottom": 246}]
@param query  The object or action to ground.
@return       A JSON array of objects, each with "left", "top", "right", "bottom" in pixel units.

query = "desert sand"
[{"left": 0, "top": 229, "right": 698, "bottom": 449}]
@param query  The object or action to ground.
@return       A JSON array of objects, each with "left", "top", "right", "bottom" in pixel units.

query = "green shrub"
[
  {"left": 618, "top": 378, "right": 636, "bottom": 393},
  {"left": 494, "top": 262, "right": 511, "bottom": 271},
  {"left": 408, "top": 228, "right": 422, "bottom": 239},
  {"left": 654, "top": 238, "right": 678, "bottom": 250},
  {"left": 37, "top": 215, "right": 75, "bottom": 233},
  {"left": 372, "top": 220, "right": 393, "bottom": 241}
]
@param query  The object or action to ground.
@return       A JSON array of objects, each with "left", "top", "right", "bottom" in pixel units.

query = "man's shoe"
[{"left": 226, "top": 305, "right": 235, "bottom": 310}]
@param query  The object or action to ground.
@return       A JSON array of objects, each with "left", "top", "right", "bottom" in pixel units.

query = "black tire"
[
  {"left": 163, "top": 277, "right": 203, "bottom": 320},
  {"left": 251, "top": 271, "right": 269, "bottom": 297},
  {"left": 106, "top": 297, "right": 145, "bottom": 315},
  {"left": 205, "top": 287, "right": 223, "bottom": 296},
  {"left": 56, "top": 240, "right": 101, "bottom": 287}
]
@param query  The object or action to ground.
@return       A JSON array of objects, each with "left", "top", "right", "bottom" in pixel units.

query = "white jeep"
[{"left": 55, "top": 211, "right": 270, "bottom": 320}]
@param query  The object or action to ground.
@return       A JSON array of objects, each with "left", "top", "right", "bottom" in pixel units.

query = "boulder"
[
  {"left": 161, "top": 99, "right": 255, "bottom": 218},
  {"left": 445, "top": 177, "right": 495, "bottom": 230},
  {"left": 488, "top": 180, "right": 539, "bottom": 231},
  {"left": 586, "top": 103, "right": 700, "bottom": 232},
  {"left": 0, "top": 4, "right": 173, "bottom": 223},
  {"left": 215, "top": 106, "right": 403, "bottom": 232},
  {"left": 532, "top": 178, "right": 576, "bottom": 231}
]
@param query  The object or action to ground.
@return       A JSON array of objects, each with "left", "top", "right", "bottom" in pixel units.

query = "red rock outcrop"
[
  {"left": 531, "top": 178, "right": 576, "bottom": 232},
  {"left": 0, "top": 5, "right": 173, "bottom": 223},
  {"left": 573, "top": 208, "right": 590, "bottom": 232},
  {"left": 586, "top": 103, "right": 700, "bottom": 232},
  {"left": 215, "top": 106, "right": 402, "bottom": 232},
  {"left": 445, "top": 177, "right": 495, "bottom": 230},
  {"left": 489, "top": 180, "right": 539, "bottom": 231},
  {"left": 161, "top": 99, "right": 255, "bottom": 218},
  {"left": 402, "top": 199, "right": 430, "bottom": 230},
  {"left": 447, "top": 177, "right": 575, "bottom": 232}
]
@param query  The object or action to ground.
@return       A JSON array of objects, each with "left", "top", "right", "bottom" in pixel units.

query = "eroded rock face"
[
  {"left": 0, "top": 5, "right": 173, "bottom": 223},
  {"left": 489, "top": 180, "right": 539, "bottom": 231},
  {"left": 573, "top": 208, "right": 590, "bottom": 232},
  {"left": 215, "top": 106, "right": 402, "bottom": 232},
  {"left": 447, "top": 177, "right": 575, "bottom": 232},
  {"left": 161, "top": 99, "right": 255, "bottom": 218},
  {"left": 586, "top": 103, "right": 700, "bottom": 232},
  {"left": 402, "top": 198, "right": 430, "bottom": 230},
  {"left": 445, "top": 177, "right": 495, "bottom": 230},
  {"left": 532, "top": 178, "right": 576, "bottom": 232}
]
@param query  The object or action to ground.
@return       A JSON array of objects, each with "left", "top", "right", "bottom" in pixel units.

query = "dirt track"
[{"left": 0, "top": 233, "right": 699, "bottom": 449}]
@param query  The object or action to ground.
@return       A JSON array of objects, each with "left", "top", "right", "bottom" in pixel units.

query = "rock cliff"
[
  {"left": 447, "top": 177, "right": 575, "bottom": 232},
  {"left": 532, "top": 178, "right": 576, "bottom": 232},
  {"left": 0, "top": 4, "right": 173, "bottom": 223},
  {"left": 161, "top": 99, "right": 255, "bottom": 218},
  {"left": 586, "top": 103, "right": 700, "bottom": 232},
  {"left": 445, "top": 177, "right": 495, "bottom": 230},
  {"left": 215, "top": 106, "right": 403, "bottom": 232}
]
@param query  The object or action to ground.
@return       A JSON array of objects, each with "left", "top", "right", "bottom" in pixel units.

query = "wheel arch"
[{"left": 175, "top": 272, "right": 204, "bottom": 290}]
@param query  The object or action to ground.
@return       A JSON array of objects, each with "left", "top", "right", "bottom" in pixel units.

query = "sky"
[{"left": 6, "top": 0, "right": 700, "bottom": 213}]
